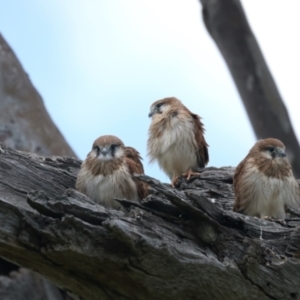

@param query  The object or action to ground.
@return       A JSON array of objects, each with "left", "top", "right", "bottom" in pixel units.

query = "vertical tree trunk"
[
  {"left": 0, "top": 34, "right": 76, "bottom": 157},
  {"left": 0, "top": 33, "right": 76, "bottom": 299},
  {"left": 199, "top": 0, "right": 300, "bottom": 177}
]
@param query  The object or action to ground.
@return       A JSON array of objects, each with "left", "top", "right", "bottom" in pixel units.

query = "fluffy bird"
[
  {"left": 233, "top": 138, "right": 300, "bottom": 219},
  {"left": 147, "top": 97, "right": 209, "bottom": 186},
  {"left": 76, "top": 135, "right": 148, "bottom": 209}
]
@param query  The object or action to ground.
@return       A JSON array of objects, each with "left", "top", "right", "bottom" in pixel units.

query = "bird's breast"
[
  {"left": 149, "top": 115, "right": 195, "bottom": 155},
  {"left": 239, "top": 165, "right": 299, "bottom": 218},
  {"left": 77, "top": 164, "right": 139, "bottom": 208},
  {"left": 148, "top": 115, "right": 198, "bottom": 177}
]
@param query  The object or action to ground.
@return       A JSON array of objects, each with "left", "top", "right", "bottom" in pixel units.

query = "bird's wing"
[
  {"left": 125, "top": 147, "right": 148, "bottom": 200},
  {"left": 232, "top": 159, "right": 247, "bottom": 213},
  {"left": 190, "top": 112, "right": 209, "bottom": 168}
]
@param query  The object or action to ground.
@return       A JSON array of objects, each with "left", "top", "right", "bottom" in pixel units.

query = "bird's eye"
[
  {"left": 110, "top": 144, "right": 118, "bottom": 151},
  {"left": 94, "top": 145, "right": 100, "bottom": 155},
  {"left": 267, "top": 146, "right": 275, "bottom": 152},
  {"left": 156, "top": 103, "right": 163, "bottom": 109}
]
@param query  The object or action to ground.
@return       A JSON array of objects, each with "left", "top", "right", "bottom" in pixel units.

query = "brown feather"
[
  {"left": 124, "top": 147, "right": 148, "bottom": 199},
  {"left": 124, "top": 147, "right": 144, "bottom": 173},
  {"left": 76, "top": 135, "right": 148, "bottom": 208},
  {"left": 233, "top": 138, "right": 300, "bottom": 218},
  {"left": 190, "top": 111, "right": 209, "bottom": 167},
  {"left": 85, "top": 156, "right": 123, "bottom": 176},
  {"left": 233, "top": 158, "right": 248, "bottom": 213},
  {"left": 147, "top": 97, "right": 209, "bottom": 181},
  {"left": 85, "top": 135, "right": 124, "bottom": 176}
]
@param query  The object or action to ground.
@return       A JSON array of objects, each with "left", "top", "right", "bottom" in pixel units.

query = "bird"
[
  {"left": 233, "top": 138, "right": 300, "bottom": 219},
  {"left": 76, "top": 135, "right": 148, "bottom": 209},
  {"left": 147, "top": 97, "right": 209, "bottom": 187}
]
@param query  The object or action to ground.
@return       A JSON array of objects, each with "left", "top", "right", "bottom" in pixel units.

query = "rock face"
[{"left": 0, "top": 147, "right": 300, "bottom": 300}]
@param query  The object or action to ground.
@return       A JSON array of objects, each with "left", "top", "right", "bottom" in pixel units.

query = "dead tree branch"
[
  {"left": 199, "top": 0, "right": 300, "bottom": 177},
  {"left": 0, "top": 147, "right": 300, "bottom": 300}
]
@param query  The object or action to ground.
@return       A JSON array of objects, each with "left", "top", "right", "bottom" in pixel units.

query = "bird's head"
[
  {"left": 148, "top": 97, "right": 182, "bottom": 118},
  {"left": 90, "top": 135, "right": 125, "bottom": 161},
  {"left": 252, "top": 138, "right": 287, "bottom": 161}
]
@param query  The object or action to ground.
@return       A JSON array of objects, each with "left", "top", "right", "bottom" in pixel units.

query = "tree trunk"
[
  {"left": 0, "top": 269, "right": 65, "bottom": 300},
  {"left": 0, "top": 33, "right": 76, "bottom": 157},
  {"left": 0, "top": 33, "right": 76, "bottom": 299},
  {"left": 199, "top": 0, "right": 300, "bottom": 178},
  {"left": 1, "top": 1, "right": 300, "bottom": 299},
  {"left": 0, "top": 146, "right": 299, "bottom": 300}
]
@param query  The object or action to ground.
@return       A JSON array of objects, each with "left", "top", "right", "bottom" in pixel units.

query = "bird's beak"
[
  {"left": 148, "top": 111, "right": 154, "bottom": 118},
  {"left": 277, "top": 148, "right": 286, "bottom": 158},
  {"left": 100, "top": 148, "right": 109, "bottom": 156}
]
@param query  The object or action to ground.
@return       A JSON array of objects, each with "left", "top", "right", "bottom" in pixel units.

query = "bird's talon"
[
  {"left": 182, "top": 169, "right": 201, "bottom": 181},
  {"left": 171, "top": 176, "right": 179, "bottom": 188}
]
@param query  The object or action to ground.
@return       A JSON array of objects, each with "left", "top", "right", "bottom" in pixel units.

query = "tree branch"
[
  {"left": 199, "top": 0, "right": 300, "bottom": 177},
  {"left": 0, "top": 147, "right": 300, "bottom": 299}
]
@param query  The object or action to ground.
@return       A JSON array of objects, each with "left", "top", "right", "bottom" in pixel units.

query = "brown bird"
[
  {"left": 147, "top": 97, "right": 209, "bottom": 187},
  {"left": 233, "top": 138, "right": 300, "bottom": 219},
  {"left": 76, "top": 135, "right": 148, "bottom": 209}
]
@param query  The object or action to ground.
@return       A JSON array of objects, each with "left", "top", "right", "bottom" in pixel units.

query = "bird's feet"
[
  {"left": 171, "top": 169, "right": 202, "bottom": 188},
  {"left": 263, "top": 216, "right": 275, "bottom": 222},
  {"left": 171, "top": 176, "right": 179, "bottom": 188},
  {"left": 182, "top": 168, "right": 201, "bottom": 181},
  {"left": 262, "top": 216, "right": 286, "bottom": 226},
  {"left": 171, "top": 169, "right": 201, "bottom": 188}
]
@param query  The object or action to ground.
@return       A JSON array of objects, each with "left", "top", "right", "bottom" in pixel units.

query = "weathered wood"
[
  {"left": 0, "top": 34, "right": 76, "bottom": 157},
  {"left": 199, "top": 0, "right": 300, "bottom": 178},
  {"left": 0, "top": 146, "right": 300, "bottom": 300},
  {"left": 0, "top": 33, "right": 76, "bottom": 157},
  {"left": 0, "top": 32, "right": 77, "bottom": 299},
  {"left": 0, "top": 269, "right": 65, "bottom": 300}
]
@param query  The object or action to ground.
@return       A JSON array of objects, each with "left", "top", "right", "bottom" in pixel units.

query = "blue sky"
[{"left": 0, "top": 1, "right": 299, "bottom": 182}]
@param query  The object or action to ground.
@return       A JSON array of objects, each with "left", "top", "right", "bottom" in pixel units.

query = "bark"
[
  {"left": 0, "top": 33, "right": 76, "bottom": 157},
  {"left": 0, "top": 33, "right": 76, "bottom": 299},
  {"left": 199, "top": 0, "right": 300, "bottom": 178},
  {"left": 0, "top": 146, "right": 300, "bottom": 300},
  {"left": 0, "top": 269, "right": 65, "bottom": 300}
]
